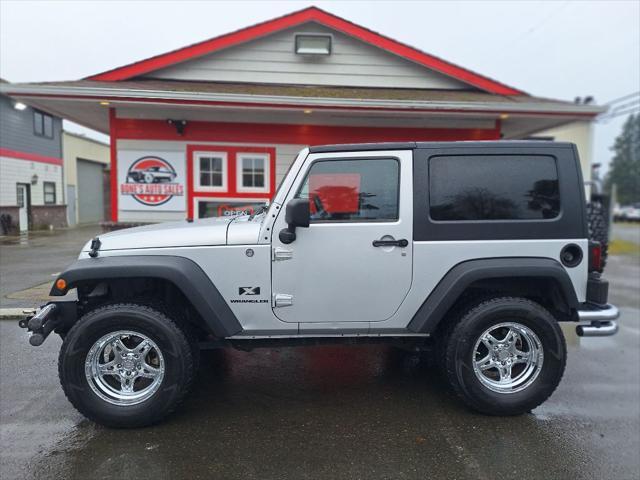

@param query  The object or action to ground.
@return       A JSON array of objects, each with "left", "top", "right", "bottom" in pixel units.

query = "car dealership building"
[{"left": 1, "top": 7, "right": 605, "bottom": 225}]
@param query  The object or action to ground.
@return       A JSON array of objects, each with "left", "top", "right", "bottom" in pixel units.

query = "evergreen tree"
[{"left": 607, "top": 114, "right": 640, "bottom": 205}]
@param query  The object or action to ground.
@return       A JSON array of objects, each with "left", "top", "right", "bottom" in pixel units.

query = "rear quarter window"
[{"left": 429, "top": 155, "right": 560, "bottom": 221}]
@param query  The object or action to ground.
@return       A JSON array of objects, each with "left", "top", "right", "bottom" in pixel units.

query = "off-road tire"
[
  {"left": 442, "top": 297, "right": 566, "bottom": 416},
  {"left": 79, "top": 298, "right": 201, "bottom": 382},
  {"left": 587, "top": 201, "right": 609, "bottom": 268},
  {"left": 132, "top": 298, "right": 201, "bottom": 386},
  {"left": 58, "top": 303, "right": 195, "bottom": 428}
]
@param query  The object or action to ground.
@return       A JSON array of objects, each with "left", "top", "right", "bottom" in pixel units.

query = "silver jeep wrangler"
[{"left": 21, "top": 141, "right": 619, "bottom": 428}]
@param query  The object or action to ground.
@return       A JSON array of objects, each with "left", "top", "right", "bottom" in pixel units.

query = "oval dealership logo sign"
[{"left": 120, "top": 156, "right": 184, "bottom": 206}]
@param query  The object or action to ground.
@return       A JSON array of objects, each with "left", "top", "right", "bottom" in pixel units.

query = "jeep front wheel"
[
  {"left": 58, "top": 303, "right": 196, "bottom": 428},
  {"left": 443, "top": 297, "right": 566, "bottom": 415}
]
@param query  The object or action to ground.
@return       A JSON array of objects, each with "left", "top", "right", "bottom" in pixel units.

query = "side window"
[
  {"left": 34, "top": 111, "right": 43, "bottom": 136},
  {"left": 43, "top": 114, "right": 53, "bottom": 138},
  {"left": 429, "top": 155, "right": 560, "bottom": 221},
  {"left": 33, "top": 110, "right": 54, "bottom": 138},
  {"left": 43, "top": 182, "right": 56, "bottom": 205},
  {"left": 296, "top": 158, "right": 399, "bottom": 222}
]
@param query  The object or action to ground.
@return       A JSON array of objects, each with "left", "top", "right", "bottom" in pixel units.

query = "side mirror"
[
  {"left": 285, "top": 198, "right": 310, "bottom": 228},
  {"left": 279, "top": 198, "right": 310, "bottom": 244}
]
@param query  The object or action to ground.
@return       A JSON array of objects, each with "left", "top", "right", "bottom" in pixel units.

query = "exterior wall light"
[
  {"left": 100, "top": 101, "right": 110, "bottom": 106},
  {"left": 31, "top": 174, "right": 39, "bottom": 185},
  {"left": 14, "top": 102, "right": 27, "bottom": 111},
  {"left": 167, "top": 119, "right": 187, "bottom": 135},
  {"left": 295, "top": 34, "right": 331, "bottom": 55}
]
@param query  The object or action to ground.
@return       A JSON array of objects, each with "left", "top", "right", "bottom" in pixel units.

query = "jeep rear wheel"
[
  {"left": 58, "top": 303, "right": 196, "bottom": 428},
  {"left": 443, "top": 297, "right": 566, "bottom": 415}
]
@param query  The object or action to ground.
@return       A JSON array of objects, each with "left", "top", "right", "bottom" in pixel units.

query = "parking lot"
[{"left": 1, "top": 226, "right": 639, "bottom": 480}]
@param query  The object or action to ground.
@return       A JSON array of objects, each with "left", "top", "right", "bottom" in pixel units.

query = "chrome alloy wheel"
[
  {"left": 472, "top": 322, "right": 544, "bottom": 394},
  {"left": 85, "top": 330, "right": 165, "bottom": 406}
]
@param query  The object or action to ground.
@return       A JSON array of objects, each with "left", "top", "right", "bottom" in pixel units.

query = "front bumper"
[
  {"left": 18, "top": 303, "right": 60, "bottom": 346},
  {"left": 18, "top": 300, "right": 77, "bottom": 346},
  {"left": 576, "top": 303, "right": 620, "bottom": 337}
]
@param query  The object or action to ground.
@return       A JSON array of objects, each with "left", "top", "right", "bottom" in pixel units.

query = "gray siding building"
[{"left": 0, "top": 86, "right": 66, "bottom": 233}]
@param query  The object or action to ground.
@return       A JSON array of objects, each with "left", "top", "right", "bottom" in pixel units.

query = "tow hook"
[{"left": 19, "top": 303, "right": 60, "bottom": 346}]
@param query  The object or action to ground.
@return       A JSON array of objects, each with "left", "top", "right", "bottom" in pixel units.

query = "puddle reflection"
[{"left": 23, "top": 345, "right": 608, "bottom": 480}]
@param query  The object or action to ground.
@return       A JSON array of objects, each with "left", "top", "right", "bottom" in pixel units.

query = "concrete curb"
[{"left": 0, "top": 308, "right": 35, "bottom": 320}]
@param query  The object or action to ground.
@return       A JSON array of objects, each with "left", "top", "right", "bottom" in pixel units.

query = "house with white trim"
[
  {"left": 0, "top": 7, "right": 605, "bottom": 225},
  {"left": 0, "top": 85, "right": 65, "bottom": 233}
]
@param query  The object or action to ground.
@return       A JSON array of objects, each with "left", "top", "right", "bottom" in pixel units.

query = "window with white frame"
[
  {"left": 43, "top": 182, "right": 56, "bottom": 205},
  {"left": 194, "top": 152, "right": 227, "bottom": 191},
  {"left": 237, "top": 153, "right": 269, "bottom": 193}
]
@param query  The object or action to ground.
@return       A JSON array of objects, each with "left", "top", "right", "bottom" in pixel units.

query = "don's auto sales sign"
[{"left": 118, "top": 150, "right": 186, "bottom": 211}]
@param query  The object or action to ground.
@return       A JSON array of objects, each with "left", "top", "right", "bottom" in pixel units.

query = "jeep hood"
[{"left": 81, "top": 216, "right": 262, "bottom": 252}]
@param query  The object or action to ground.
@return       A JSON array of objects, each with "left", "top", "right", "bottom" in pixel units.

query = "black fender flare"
[
  {"left": 51, "top": 255, "right": 242, "bottom": 338},
  {"left": 407, "top": 257, "right": 579, "bottom": 334}
]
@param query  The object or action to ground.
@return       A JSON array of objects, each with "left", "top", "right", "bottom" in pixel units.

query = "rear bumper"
[
  {"left": 576, "top": 303, "right": 620, "bottom": 337},
  {"left": 586, "top": 275, "right": 609, "bottom": 305}
]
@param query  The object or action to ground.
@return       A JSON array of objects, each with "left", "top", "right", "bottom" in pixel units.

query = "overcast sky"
[{"left": 1, "top": 0, "right": 638, "bottom": 173}]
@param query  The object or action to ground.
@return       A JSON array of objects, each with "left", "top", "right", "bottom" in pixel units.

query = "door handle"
[{"left": 372, "top": 238, "right": 408, "bottom": 247}]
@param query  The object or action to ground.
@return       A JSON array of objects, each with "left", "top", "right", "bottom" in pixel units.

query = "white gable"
[{"left": 144, "top": 22, "right": 471, "bottom": 90}]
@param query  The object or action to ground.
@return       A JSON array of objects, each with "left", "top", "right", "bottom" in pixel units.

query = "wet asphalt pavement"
[
  {"left": 1, "top": 227, "right": 639, "bottom": 479},
  {"left": 0, "top": 225, "right": 102, "bottom": 308}
]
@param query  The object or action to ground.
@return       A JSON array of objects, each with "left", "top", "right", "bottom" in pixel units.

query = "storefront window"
[
  {"left": 237, "top": 153, "right": 269, "bottom": 193},
  {"left": 197, "top": 199, "right": 267, "bottom": 218},
  {"left": 242, "top": 157, "right": 265, "bottom": 187},
  {"left": 194, "top": 152, "right": 227, "bottom": 191},
  {"left": 189, "top": 148, "right": 273, "bottom": 220},
  {"left": 200, "top": 157, "right": 223, "bottom": 186}
]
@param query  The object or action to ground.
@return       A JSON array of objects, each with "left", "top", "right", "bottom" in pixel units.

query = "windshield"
[
  {"left": 248, "top": 204, "right": 268, "bottom": 221},
  {"left": 272, "top": 148, "right": 308, "bottom": 202},
  {"left": 272, "top": 161, "right": 295, "bottom": 200},
  {"left": 246, "top": 149, "right": 308, "bottom": 226}
]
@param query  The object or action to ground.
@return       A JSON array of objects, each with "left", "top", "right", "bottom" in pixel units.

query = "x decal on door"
[{"left": 239, "top": 287, "right": 261, "bottom": 295}]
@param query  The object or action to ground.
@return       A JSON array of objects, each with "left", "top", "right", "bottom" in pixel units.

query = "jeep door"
[{"left": 271, "top": 150, "right": 413, "bottom": 325}]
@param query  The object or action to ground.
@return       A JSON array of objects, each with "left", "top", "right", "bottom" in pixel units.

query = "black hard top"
[{"left": 308, "top": 140, "right": 575, "bottom": 153}]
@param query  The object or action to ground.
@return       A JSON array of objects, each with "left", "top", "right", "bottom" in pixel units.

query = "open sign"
[
  {"left": 197, "top": 200, "right": 266, "bottom": 219},
  {"left": 218, "top": 204, "right": 256, "bottom": 216}
]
